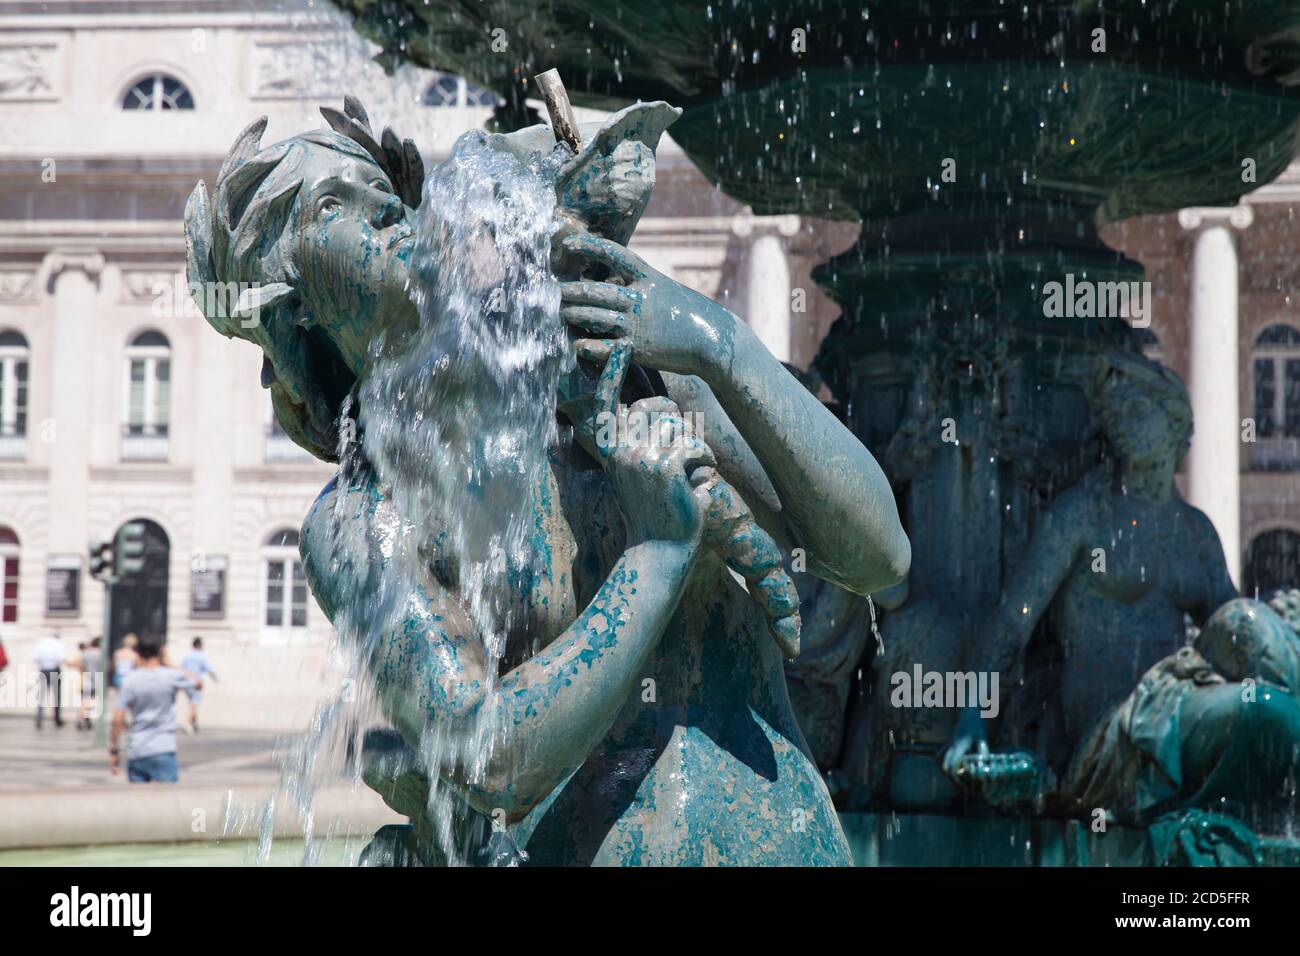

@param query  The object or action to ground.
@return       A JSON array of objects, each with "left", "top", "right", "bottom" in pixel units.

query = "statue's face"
[
  {"left": 1104, "top": 383, "right": 1184, "bottom": 471},
  {"left": 292, "top": 147, "right": 419, "bottom": 375}
]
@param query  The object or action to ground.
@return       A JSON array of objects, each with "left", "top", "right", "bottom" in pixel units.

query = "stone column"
[
  {"left": 732, "top": 208, "right": 800, "bottom": 364},
  {"left": 39, "top": 249, "right": 104, "bottom": 557},
  {"left": 1178, "top": 204, "right": 1253, "bottom": 585}
]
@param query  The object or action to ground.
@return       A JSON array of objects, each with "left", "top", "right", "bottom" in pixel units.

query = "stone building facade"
[
  {"left": 3, "top": 0, "right": 1291, "bottom": 728},
  {"left": 0, "top": 1, "right": 847, "bottom": 725},
  {"left": 1102, "top": 170, "right": 1300, "bottom": 598}
]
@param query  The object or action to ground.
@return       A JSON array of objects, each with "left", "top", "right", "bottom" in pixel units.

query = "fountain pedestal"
[{"left": 333, "top": 0, "right": 1300, "bottom": 861}]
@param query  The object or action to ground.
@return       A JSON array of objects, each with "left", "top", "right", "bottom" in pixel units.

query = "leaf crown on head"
[{"left": 183, "top": 97, "right": 425, "bottom": 462}]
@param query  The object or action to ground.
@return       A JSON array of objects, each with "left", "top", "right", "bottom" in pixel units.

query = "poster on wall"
[
  {"left": 190, "top": 554, "right": 226, "bottom": 617},
  {"left": 45, "top": 555, "right": 81, "bottom": 615}
]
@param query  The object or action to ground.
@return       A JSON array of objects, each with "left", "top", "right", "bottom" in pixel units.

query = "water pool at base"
[{"left": 0, "top": 839, "right": 360, "bottom": 867}]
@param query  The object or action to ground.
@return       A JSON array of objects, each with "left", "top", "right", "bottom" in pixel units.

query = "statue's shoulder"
[
  {"left": 301, "top": 468, "right": 385, "bottom": 560},
  {"left": 1047, "top": 469, "right": 1104, "bottom": 521},
  {"left": 301, "top": 476, "right": 336, "bottom": 545},
  {"left": 1174, "top": 497, "right": 1223, "bottom": 547}
]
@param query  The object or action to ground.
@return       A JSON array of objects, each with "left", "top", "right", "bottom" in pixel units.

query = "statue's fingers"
[
  {"left": 560, "top": 281, "right": 638, "bottom": 312},
  {"left": 573, "top": 338, "right": 618, "bottom": 366},
  {"left": 648, "top": 412, "right": 695, "bottom": 451},
  {"left": 592, "top": 342, "right": 632, "bottom": 461},
  {"left": 561, "top": 233, "right": 645, "bottom": 283},
  {"left": 562, "top": 305, "right": 626, "bottom": 336},
  {"left": 676, "top": 435, "right": 717, "bottom": 472},
  {"left": 627, "top": 396, "right": 682, "bottom": 417}
]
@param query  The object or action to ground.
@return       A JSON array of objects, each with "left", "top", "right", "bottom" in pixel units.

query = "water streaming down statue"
[{"left": 184, "top": 93, "right": 911, "bottom": 865}]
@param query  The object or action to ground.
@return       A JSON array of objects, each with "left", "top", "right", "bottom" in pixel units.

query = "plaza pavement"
[{"left": 0, "top": 713, "right": 400, "bottom": 852}]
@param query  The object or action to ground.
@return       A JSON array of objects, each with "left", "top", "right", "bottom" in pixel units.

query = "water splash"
[
  {"left": 267, "top": 130, "right": 571, "bottom": 867},
  {"left": 364, "top": 130, "right": 570, "bottom": 650}
]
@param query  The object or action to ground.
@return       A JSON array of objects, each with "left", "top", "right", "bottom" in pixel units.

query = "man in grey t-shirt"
[{"left": 110, "top": 634, "right": 201, "bottom": 783}]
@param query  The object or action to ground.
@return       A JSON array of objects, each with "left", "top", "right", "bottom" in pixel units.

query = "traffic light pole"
[
  {"left": 94, "top": 579, "right": 113, "bottom": 749},
  {"left": 89, "top": 522, "right": 143, "bottom": 752}
]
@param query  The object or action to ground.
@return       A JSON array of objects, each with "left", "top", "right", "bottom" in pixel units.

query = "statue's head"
[
  {"left": 1096, "top": 350, "right": 1192, "bottom": 473},
  {"left": 185, "top": 95, "right": 681, "bottom": 462},
  {"left": 1196, "top": 597, "right": 1300, "bottom": 688},
  {"left": 185, "top": 98, "right": 425, "bottom": 461}
]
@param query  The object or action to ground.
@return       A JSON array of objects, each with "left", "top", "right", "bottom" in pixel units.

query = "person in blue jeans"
[{"left": 109, "top": 634, "right": 202, "bottom": 783}]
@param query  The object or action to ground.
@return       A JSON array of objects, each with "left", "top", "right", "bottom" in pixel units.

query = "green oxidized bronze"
[
  {"left": 327, "top": 0, "right": 1300, "bottom": 864},
  {"left": 185, "top": 96, "right": 910, "bottom": 865},
  {"left": 181, "top": 0, "right": 1300, "bottom": 861}
]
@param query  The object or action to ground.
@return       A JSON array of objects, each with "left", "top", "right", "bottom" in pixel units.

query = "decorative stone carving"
[
  {"left": 0, "top": 43, "right": 59, "bottom": 102},
  {"left": 121, "top": 270, "right": 181, "bottom": 303},
  {"left": 249, "top": 38, "right": 346, "bottom": 100},
  {"left": 0, "top": 271, "right": 35, "bottom": 301}
]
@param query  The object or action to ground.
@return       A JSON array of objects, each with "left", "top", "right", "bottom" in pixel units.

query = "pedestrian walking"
[
  {"left": 112, "top": 633, "right": 139, "bottom": 688},
  {"left": 32, "top": 630, "right": 67, "bottom": 729},
  {"left": 179, "top": 637, "right": 216, "bottom": 733},
  {"left": 109, "top": 634, "right": 202, "bottom": 784},
  {"left": 79, "top": 637, "right": 104, "bottom": 730}
]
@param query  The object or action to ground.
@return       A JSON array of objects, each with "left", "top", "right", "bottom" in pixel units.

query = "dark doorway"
[{"left": 108, "top": 519, "right": 170, "bottom": 659}]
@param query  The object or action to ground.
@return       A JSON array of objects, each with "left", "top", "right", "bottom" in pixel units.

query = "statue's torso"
[
  {"left": 508, "top": 445, "right": 850, "bottom": 865},
  {"left": 1055, "top": 493, "right": 1213, "bottom": 740}
]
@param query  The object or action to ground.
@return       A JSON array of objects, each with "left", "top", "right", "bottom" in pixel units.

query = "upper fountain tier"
[{"left": 335, "top": 0, "right": 1300, "bottom": 223}]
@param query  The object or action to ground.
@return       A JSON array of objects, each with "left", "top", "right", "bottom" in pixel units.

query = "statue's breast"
[{"left": 1078, "top": 499, "right": 1208, "bottom": 612}]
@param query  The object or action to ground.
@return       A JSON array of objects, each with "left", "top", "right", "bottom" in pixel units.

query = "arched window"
[
  {"left": 422, "top": 73, "right": 499, "bottom": 108},
  {"left": 122, "top": 330, "right": 170, "bottom": 460},
  {"left": 262, "top": 529, "right": 307, "bottom": 638},
  {"left": 1250, "top": 324, "right": 1300, "bottom": 469},
  {"left": 1244, "top": 529, "right": 1300, "bottom": 599},
  {"left": 0, "top": 330, "right": 28, "bottom": 458},
  {"left": 121, "top": 74, "right": 194, "bottom": 110},
  {"left": 0, "top": 526, "right": 19, "bottom": 623}
]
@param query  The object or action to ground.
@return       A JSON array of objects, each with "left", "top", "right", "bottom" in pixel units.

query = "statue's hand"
[
  {"left": 587, "top": 343, "right": 716, "bottom": 550},
  {"left": 557, "top": 233, "right": 731, "bottom": 379},
  {"left": 941, "top": 706, "right": 990, "bottom": 781}
]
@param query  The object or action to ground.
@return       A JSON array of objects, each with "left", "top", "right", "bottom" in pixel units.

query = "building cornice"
[
  {"left": 0, "top": 220, "right": 184, "bottom": 257},
  {"left": 89, "top": 465, "right": 195, "bottom": 482},
  {"left": 1243, "top": 161, "right": 1300, "bottom": 205},
  {"left": 233, "top": 466, "right": 332, "bottom": 485},
  {"left": 0, "top": 2, "right": 334, "bottom": 31}
]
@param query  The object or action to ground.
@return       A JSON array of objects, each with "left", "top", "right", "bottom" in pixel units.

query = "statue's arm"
[
  {"left": 558, "top": 235, "right": 908, "bottom": 596},
  {"left": 660, "top": 371, "right": 783, "bottom": 539},
  {"left": 302, "top": 474, "right": 696, "bottom": 823},
  {"left": 971, "top": 490, "right": 1087, "bottom": 678},
  {"left": 1185, "top": 504, "right": 1239, "bottom": 623},
  {"left": 659, "top": 333, "right": 907, "bottom": 598},
  {"left": 942, "top": 490, "right": 1086, "bottom": 773},
  {"left": 697, "top": 321, "right": 908, "bottom": 596}
]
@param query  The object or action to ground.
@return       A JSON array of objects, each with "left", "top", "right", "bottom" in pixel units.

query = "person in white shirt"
[{"left": 32, "top": 630, "right": 67, "bottom": 729}]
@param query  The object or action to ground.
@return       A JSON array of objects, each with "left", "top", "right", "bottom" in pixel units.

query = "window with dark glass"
[
  {"left": 0, "top": 526, "right": 19, "bottom": 623},
  {"left": 1252, "top": 325, "right": 1300, "bottom": 446},
  {"left": 124, "top": 330, "right": 171, "bottom": 437},
  {"left": 0, "top": 330, "right": 28, "bottom": 439},
  {"left": 122, "top": 74, "right": 195, "bottom": 111},
  {"left": 263, "top": 529, "right": 307, "bottom": 631}
]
